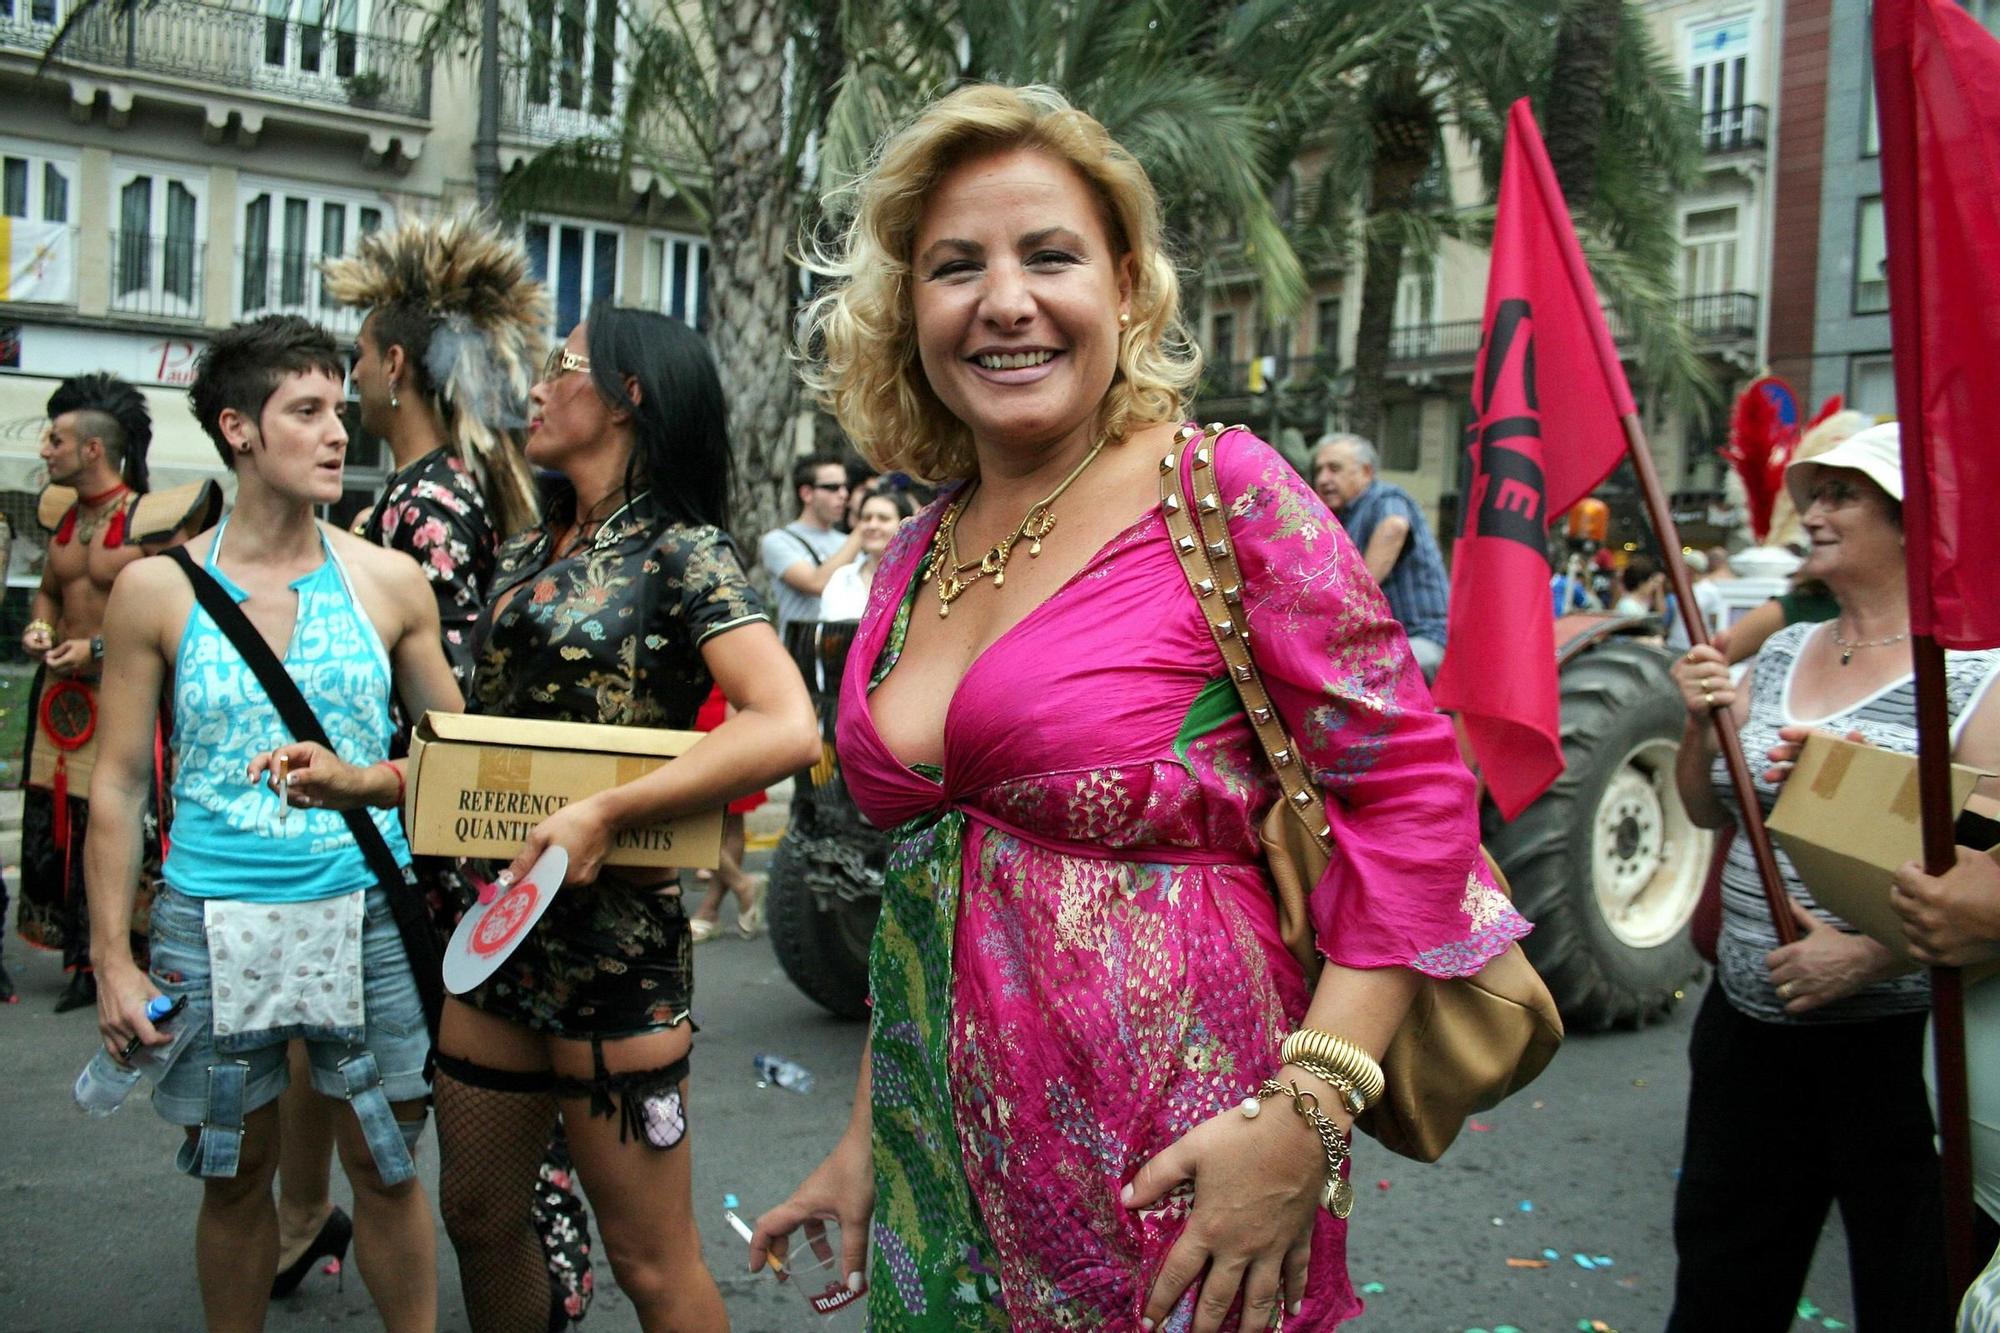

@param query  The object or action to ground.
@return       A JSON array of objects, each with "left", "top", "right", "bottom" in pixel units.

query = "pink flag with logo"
[{"left": 1434, "top": 99, "right": 1634, "bottom": 820}]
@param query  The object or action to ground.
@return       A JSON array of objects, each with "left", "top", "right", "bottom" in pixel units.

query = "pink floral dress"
[{"left": 837, "top": 428, "right": 1529, "bottom": 1331}]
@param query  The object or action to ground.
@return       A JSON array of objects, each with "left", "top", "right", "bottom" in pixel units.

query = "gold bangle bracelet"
[{"left": 1280, "top": 1029, "right": 1385, "bottom": 1110}]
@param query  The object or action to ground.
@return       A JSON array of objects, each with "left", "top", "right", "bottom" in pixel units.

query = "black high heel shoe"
[{"left": 271, "top": 1206, "right": 352, "bottom": 1298}]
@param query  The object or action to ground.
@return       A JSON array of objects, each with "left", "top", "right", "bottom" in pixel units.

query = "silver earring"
[
  {"left": 390, "top": 384, "right": 400, "bottom": 409},
  {"left": 1118, "top": 312, "right": 1131, "bottom": 328}
]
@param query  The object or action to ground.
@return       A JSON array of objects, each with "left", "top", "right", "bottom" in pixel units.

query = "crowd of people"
[{"left": 3, "top": 78, "right": 1998, "bottom": 1333}]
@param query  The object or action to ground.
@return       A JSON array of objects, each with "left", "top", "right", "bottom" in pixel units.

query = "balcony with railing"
[
  {"left": 238, "top": 246, "right": 365, "bottom": 335},
  {"left": 36, "top": 0, "right": 430, "bottom": 121},
  {"left": 1699, "top": 104, "right": 1768, "bottom": 156},
  {"left": 1677, "top": 291, "right": 1758, "bottom": 341},
  {"left": 108, "top": 230, "right": 206, "bottom": 321}
]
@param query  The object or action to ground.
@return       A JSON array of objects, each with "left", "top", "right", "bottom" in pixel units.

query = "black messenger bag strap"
[{"left": 164, "top": 545, "right": 444, "bottom": 1042}]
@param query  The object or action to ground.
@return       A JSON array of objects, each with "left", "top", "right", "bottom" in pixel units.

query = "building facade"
[
  {"left": 1770, "top": 0, "right": 1999, "bottom": 432},
  {"left": 0, "top": 0, "right": 708, "bottom": 595}
]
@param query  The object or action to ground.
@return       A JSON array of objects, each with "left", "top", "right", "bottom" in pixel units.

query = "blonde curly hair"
[{"left": 799, "top": 84, "right": 1201, "bottom": 484}]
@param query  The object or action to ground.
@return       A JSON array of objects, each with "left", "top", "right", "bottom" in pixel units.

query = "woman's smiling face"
[{"left": 910, "top": 148, "right": 1133, "bottom": 459}]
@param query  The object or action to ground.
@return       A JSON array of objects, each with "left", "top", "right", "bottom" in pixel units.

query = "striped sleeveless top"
[{"left": 1711, "top": 620, "right": 2000, "bottom": 1025}]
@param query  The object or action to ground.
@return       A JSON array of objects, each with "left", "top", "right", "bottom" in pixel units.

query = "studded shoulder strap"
[{"left": 1156, "top": 422, "right": 1332, "bottom": 853}]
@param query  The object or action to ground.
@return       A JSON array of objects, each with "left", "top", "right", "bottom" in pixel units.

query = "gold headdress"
[{"left": 323, "top": 212, "right": 548, "bottom": 536}]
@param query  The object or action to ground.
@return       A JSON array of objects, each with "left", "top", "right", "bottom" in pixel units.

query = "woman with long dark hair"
[{"left": 434, "top": 306, "right": 816, "bottom": 1331}]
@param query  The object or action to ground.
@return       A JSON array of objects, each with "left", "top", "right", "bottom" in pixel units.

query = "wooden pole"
[
  {"left": 1620, "top": 412, "right": 1798, "bottom": 944},
  {"left": 1913, "top": 635, "right": 1976, "bottom": 1298}
]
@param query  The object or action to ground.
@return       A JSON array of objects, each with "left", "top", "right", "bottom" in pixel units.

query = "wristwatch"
[{"left": 90, "top": 634, "right": 105, "bottom": 660}]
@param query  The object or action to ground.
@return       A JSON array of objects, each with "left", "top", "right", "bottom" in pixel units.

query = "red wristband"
[{"left": 375, "top": 760, "right": 406, "bottom": 810}]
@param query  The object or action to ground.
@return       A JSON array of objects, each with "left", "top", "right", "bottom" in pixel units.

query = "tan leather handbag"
[{"left": 1158, "top": 423, "right": 1563, "bottom": 1163}]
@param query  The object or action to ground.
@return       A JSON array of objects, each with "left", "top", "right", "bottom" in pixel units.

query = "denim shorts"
[{"left": 148, "top": 883, "right": 431, "bottom": 1126}]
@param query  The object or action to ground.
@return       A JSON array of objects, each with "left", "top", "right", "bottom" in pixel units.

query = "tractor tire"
[
  {"left": 767, "top": 830, "right": 878, "bottom": 1021},
  {"left": 1486, "top": 638, "right": 1712, "bottom": 1031}
]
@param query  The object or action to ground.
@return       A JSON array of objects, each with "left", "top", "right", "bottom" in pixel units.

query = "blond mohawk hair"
[{"left": 323, "top": 212, "right": 548, "bottom": 536}]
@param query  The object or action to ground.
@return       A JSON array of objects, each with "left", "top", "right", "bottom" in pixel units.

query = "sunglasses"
[
  {"left": 811, "top": 481, "right": 851, "bottom": 492},
  {"left": 541, "top": 348, "right": 592, "bottom": 383}
]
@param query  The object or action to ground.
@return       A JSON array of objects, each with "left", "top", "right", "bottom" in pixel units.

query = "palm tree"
[
  {"left": 1308, "top": 0, "right": 1707, "bottom": 444},
  {"left": 486, "top": 0, "right": 1415, "bottom": 542}
]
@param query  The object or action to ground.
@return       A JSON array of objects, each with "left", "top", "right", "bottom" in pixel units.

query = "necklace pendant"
[
  {"left": 992, "top": 568, "right": 1004, "bottom": 588},
  {"left": 1028, "top": 537, "right": 1042, "bottom": 557},
  {"left": 1840, "top": 649, "right": 1853, "bottom": 666}
]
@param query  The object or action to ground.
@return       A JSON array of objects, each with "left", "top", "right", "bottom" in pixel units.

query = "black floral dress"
[
  {"left": 459, "top": 488, "right": 767, "bottom": 1037},
  {"left": 357, "top": 446, "right": 495, "bottom": 687}
]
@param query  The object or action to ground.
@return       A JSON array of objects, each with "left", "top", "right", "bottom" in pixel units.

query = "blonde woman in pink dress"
[{"left": 750, "top": 84, "right": 1529, "bottom": 1332}]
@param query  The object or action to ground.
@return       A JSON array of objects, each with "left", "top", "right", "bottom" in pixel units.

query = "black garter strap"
[
  {"left": 549, "top": 1037, "right": 692, "bottom": 1146},
  {"left": 434, "top": 1051, "right": 557, "bottom": 1094}
]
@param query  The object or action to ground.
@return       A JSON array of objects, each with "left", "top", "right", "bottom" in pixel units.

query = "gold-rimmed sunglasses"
[{"left": 541, "top": 348, "right": 592, "bottom": 383}]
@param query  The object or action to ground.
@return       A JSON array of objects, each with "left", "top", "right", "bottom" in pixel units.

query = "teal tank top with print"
[{"left": 163, "top": 519, "right": 412, "bottom": 902}]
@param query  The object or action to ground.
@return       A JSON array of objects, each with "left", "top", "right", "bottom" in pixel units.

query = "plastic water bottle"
[
  {"left": 753, "top": 1053, "right": 816, "bottom": 1094},
  {"left": 74, "top": 995, "right": 193, "bottom": 1117}
]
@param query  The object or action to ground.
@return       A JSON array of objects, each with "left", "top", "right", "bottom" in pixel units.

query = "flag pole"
[
  {"left": 1871, "top": 0, "right": 1979, "bottom": 1297},
  {"left": 1916, "top": 636, "right": 1976, "bottom": 1298},
  {"left": 1619, "top": 411, "right": 1800, "bottom": 945}
]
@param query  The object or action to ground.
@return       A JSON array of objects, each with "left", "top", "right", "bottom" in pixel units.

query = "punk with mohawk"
[
  {"left": 326, "top": 216, "right": 598, "bottom": 1319},
  {"left": 325, "top": 212, "right": 546, "bottom": 539},
  {"left": 328, "top": 213, "right": 547, "bottom": 685}
]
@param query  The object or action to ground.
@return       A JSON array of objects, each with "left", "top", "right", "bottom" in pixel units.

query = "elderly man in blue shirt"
[{"left": 1312, "top": 432, "right": 1450, "bottom": 681}]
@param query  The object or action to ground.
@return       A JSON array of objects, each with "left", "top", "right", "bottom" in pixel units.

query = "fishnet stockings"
[{"left": 435, "top": 1067, "right": 563, "bottom": 1333}]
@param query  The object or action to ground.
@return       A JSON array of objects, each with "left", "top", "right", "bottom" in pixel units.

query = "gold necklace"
[
  {"left": 930, "top": 435, "right": 1110, "bottom": 618},
  {"left": 1830, "top": 623, "right": 1909, "bottom": 666}
]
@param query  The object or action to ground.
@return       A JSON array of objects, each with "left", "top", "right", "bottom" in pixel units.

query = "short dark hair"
[
  {"left": 47, "top": 373, "right": 152, "bottom": 491},
  {"left": 792, "top": 452, "right": 847, "bottom": 497},
  {"left": 188, "top": 315, "right": 346, "bottom": 469},
  {"left": 581, "top": 304, "right": 732, "bottom": 529}
]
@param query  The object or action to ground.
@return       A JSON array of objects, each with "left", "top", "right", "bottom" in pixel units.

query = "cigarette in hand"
[
  {"left": 725, "top": 1209, "right": 786, "bottom": 1275},
  {"left": 275, "top": 752, "right": 290, "bottom": 824}
]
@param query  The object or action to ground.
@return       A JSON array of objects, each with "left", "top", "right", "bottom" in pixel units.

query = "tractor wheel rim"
[{"left": 1591, "top": 738, "right": 1711, "bottom": 949}]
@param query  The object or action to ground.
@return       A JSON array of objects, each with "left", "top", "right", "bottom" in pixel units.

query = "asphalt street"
[{"left": 0, "top": 909, "right": 1860, "bottom": 1332}]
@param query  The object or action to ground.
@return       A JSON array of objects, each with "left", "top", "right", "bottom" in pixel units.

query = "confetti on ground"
[
  {"left": 1505, "top": 1258, "right": 1550, "bottom": 1269},
  {"left": 1531, "top": 1100, "right": 1545, "bottom": 1109},
  {"left": 1360, "top": 1282, "right": 1385, "bottom": 1294},
  {"left": 1542, "top": 1249, "right": 1560, "bottom": 1261},
  {"left": 1469, "top": 1120, "right": 1494, "bottom": 1132},
  {"left": 724, "top": 1193, "right": 741, "bottom": 1209},
  {"left": 322, "top": 1258, "right": 341, "bottom": 1276},
  {"left": 1798, "top": 1300, "right": 1821, "bottom": 1320},
  {"left": 1576, "top": 1321, "right": 1616, "bottom": 1332},
  {"left": 1377, "top": 1179, "right": 1392, "bottom": 1191},
  {"left": 1632, "top": 1079, "right": 1648, "bottom": 1088},
  {"left": 1572, "top": 1254, "right": 1615, "bottom": 1269},
  {"left": 1517, "top": 1200, "right": 1534, "bottom": 1212}
]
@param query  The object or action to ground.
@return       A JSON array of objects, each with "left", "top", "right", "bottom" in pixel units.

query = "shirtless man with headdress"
[{"left": 16, "top": 375, "right": 217, "bottom": 1011}]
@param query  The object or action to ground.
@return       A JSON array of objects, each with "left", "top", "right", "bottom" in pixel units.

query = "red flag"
[
  {"left": 1434, "top": 100, "right": 1634, "bottom": 820},
  {"left": 1875, "top": 0, "right": 2000, "bottom": 650}
]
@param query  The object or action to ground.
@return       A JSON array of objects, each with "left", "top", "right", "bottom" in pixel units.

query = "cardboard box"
[
  {"left": 1767, "top": 733, "right": 1989, "bottom": 960},
  {"left": 404, "top": 713, "right": 723, "bottom": 869}
]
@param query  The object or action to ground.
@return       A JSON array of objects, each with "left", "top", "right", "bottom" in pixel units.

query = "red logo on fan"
[{"left": 470, "top": 882, "right": 541, "bottom": 957}]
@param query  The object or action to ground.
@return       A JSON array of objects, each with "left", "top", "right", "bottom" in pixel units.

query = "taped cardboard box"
[
  {"left": 405, "top": 712, "right": 722, "bottom": 869},
  {"left": 1766, "top": 733, "right": 1988, "bottom": 961}
]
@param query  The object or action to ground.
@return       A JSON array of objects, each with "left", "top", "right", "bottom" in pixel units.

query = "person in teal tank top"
[{"left": 84, "top": 315, "right": 464, "bottom": 1333}]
